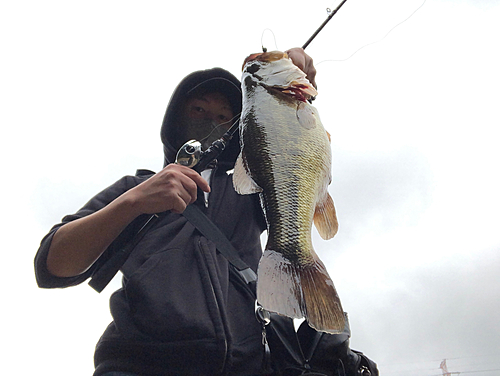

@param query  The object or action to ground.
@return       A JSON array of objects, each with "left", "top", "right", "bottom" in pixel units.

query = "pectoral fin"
[
  {"left": 233, "top": 151, "right": 263, "bottom": 195},
  {"left": 314, "top": 192, "right": 338, "bottom": 240}
]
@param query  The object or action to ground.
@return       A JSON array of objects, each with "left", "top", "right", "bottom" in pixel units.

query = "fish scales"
[
  {"left": 253, "top": 103, "right": 324, "bottom": 261},
  {"left": 234, "top": 51, "right": 344, "bottom": 333}
]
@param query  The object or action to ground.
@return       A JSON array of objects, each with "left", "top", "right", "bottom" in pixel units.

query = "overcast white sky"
[{"left": 2, "top": 0, "right": 500, "bottom": 375}]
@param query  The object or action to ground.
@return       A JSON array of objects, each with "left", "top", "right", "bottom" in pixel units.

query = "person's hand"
[
  {"left": 286, "top": 47, "right": 317, "bottom": 89},
  {"left": 126, "top": 164, "right": 210, "bottom": 215}
]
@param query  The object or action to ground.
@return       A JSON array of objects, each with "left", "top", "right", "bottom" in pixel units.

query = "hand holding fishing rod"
[
  {"left": 120, "top": 37, "right": 329, "bottom": 218},
  {"left": 119, "top": 47, "right": 320, "bottom": 291},
  {"left": 88, "top": 127, "right": 235, "bottom": 292},
  {"left": 175, "top": 118, "right": 239, "bottom": 172},
  {"left": 89, "top": 45, "right": 326, "bottom": 292}
]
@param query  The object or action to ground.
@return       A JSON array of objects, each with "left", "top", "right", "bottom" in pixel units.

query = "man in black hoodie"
[{"left": 35, "top": 48, "right": 317, "bottom": 375}]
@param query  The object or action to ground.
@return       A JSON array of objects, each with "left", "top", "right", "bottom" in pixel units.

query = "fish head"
[{"left": 242, "top": 51, "right": 318, "bottom": 102}]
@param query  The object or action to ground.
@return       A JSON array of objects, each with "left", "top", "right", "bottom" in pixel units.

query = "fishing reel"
[
  {"left": 175, "top": 135, "right": 231, "bottom": 173},
  {"left": 175, "top": 140, "right": 203, "bottom": 168}
]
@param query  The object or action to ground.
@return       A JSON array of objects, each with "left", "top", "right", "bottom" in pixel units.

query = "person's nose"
[{"left": 201, "top": 110, "right": 214, "bottom": 121}]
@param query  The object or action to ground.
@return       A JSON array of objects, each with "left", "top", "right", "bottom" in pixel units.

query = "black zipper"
[
  {"left": 197, "top": 237, "right": 229, "bottom": 374},
  {"left": 206, "top": 272, "right": 228, "bottom": 374}
]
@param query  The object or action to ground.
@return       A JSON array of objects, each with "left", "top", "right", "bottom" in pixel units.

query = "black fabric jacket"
[{"left": 35, "top": 68, "right": 268, "bottom": 375}]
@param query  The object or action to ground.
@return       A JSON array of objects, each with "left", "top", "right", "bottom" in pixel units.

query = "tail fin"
[{"left": 257, "top": 250, "right": 345, "bottom": 334}]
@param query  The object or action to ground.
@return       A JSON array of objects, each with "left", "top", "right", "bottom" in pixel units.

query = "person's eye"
[
  {"left": 218, "top": 114, "right": 228, "bottom": 121},
  {"left": 194, "top": 106, "right": 205, "bottom": 113}
]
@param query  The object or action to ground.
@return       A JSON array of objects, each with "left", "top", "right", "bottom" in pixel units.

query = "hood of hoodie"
[{"left": 161, "top": 68, "right": 242, "bottom": 170}]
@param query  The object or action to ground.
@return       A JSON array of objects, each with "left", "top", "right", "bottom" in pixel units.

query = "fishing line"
[
  {"left": 317, "top": 0, "right": 427, "bottom": 65},
  {"left": 198, "top": 112, "right": 242, "bottom": 144},
  {"left": 260, "top": 28, "right": 279, "bottom": 53}
]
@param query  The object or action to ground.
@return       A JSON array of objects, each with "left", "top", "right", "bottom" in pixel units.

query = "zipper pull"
[{"left": 255, "top": 304, "right": 273, "bottom": 373}]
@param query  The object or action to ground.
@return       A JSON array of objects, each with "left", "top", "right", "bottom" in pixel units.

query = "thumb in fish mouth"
[{"left": 285, "top": 48, "right": 317, "bottom": 89}]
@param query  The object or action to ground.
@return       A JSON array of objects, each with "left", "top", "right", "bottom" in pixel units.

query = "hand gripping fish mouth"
[
  {"left": 242, "top": 51, "right": 318, "bottom": 103},
  {"left": 234, "top": 51, "right": 345, "bottom": 334}
]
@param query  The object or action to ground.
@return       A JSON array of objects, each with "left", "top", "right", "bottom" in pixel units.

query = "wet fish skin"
[{"left": 233, "top": 51, "right": 344, "bottom": 333}]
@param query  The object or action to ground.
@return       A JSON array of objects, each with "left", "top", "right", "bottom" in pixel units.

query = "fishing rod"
[
  {"left": 175, "top": 121, "right": 239, "bottom": 172},
  {"left": 89, "top": 123, "right": 240, "bottom": 293},
  {"left": 180, "top": 0, "right": 350, "bottom": 169},
  {"left": 179, "top": 1, "right": 350, "bottom": 171},
  {"left": 89, "top": 5, "right": 349, "bottom": 292},
  {"left": 302, "top": 0, "right": 349, "bottom": 50}
]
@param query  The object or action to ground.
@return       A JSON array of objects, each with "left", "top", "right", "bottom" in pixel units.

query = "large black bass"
[{"left": 233, "top": 51, "right": 344, "bottom": 334}]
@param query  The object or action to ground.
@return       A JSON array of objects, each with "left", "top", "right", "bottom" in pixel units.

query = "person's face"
[{"left": 178, "top": 91, "right": 234, "bottom": 150}]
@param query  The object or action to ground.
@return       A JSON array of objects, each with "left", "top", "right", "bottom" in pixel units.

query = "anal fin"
[{"left": 314, "top": 193, "right": 339, "bottom": 240}]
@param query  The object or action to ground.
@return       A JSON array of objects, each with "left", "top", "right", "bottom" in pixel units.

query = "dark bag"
[
  {"left": 89, "top": 178, "right": 378, "bottom": 375},
  {"left": 257, "top": 309, "right": 378, "bottom": 376}
]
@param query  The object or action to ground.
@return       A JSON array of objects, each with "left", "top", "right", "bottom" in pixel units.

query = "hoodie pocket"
[{"left": 124, "top": 242, "right": 222, "bottom": 343}]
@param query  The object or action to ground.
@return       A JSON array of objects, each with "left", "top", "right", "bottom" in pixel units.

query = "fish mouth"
[
  {"left": 271, "top": 77, "right": 318, "bottom": 102},
  {"left": 274, "top": 85, "right": 315, "bottom": 102},
  {"left": 243, "top": 50, "right": 318, "bottom": 101}
]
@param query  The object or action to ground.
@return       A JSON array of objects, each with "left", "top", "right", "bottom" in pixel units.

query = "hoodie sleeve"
[{"left": 34, "top": 175, "right": 144, "bottom": 289}]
